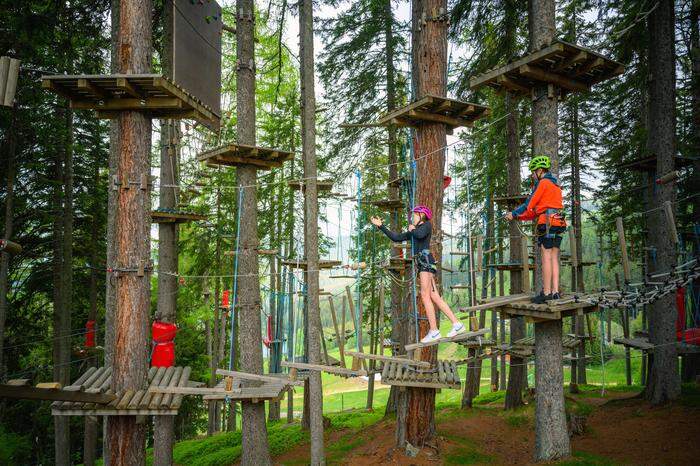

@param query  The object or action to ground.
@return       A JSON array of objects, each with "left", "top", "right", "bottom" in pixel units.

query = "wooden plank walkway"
[
  {"left": 345, "top": 351, "right": 431, "bottom": 368},
  {"left": 380, "top": 360, "right": 460, "bottom": 390},
  {"left": 51, "top": 366, "right": 194, "bottom": 416},
  {"left": 404, "top": 328, "right": 489, "bottom": 351},
  {"left": 281, "top": 361, "right": 367, "bottom": 378}
]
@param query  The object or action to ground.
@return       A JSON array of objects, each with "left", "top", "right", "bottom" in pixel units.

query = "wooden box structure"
[
  {"left": 41, "top": 74, "right": 219, "bottom": 129},
  {"left": 470, "top": 41, "right": 624, "bottom": 97},
  {"left": 376, "top": 95, "right": 490, "bottom": 133},
  {"left": 493, "top": 294, "right": 597, "bottom": 322},
  {"left": 508, "top": 335, "right": 579, "bottom": 358},
  {"left": 51, "top": 366, "right": 193, "bottom": 416},
  {"left": 151, "top": 210, "right": 207, "bottom": 224},
  {"left": 198, "top": 143, "right": 293, "bottom": 170},
  {"left": 381, "top": 360, "right": 460, "bottom": 390}
]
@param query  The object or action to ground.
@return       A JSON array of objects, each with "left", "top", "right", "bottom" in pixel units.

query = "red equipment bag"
[
  {"left": 222, "top": 289, "right": 230, "bottom": 307},
  {"left": 151, "top": 321, "right": 177, "bottom": 367},
  {"left": 85, "top": 320, "right": 96, "bottom": 348}
]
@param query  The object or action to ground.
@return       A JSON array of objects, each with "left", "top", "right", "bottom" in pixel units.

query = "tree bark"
[
  {"left": 528, "top": 0, "right": 570, "bottom": 461},
  {"left": 504, "top": 90, "right": 526, "bottom": 410},
  {"left": 645, "top": 0, "right": 681, "bottom": 405},
  {"left": 0, "top": 106, "right": 17, "bottom": 384},
  {"left": 236, "top": 0, "right": 272, "bottom": 461},
  {"left": 300, "top": 0, "right": 325, "bottom": 462},
  {"left": 398, "top": 0, "right": 447, "bottom": 451},
  {"left": 107, "top": 1, "right": 153, "bottom": 464}
]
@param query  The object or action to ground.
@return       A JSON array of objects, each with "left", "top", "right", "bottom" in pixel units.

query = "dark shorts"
[
  {"left": 415, "top": 252, "right": 437, "bottom": 274},
  {"left": 537, "top": 225, "right": 566, "bottom": 249}
]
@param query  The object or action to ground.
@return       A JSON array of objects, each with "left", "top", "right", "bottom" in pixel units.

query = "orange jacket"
[{"left": 512, "top": 173, "right": 566, "bottom": 226}]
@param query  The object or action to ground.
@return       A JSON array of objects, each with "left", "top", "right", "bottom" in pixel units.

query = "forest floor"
[
  {"left": 273, "top": 384, "right": 700, "bottom": 466},
  {"left": 164, "top": 383, "right": 700, "bottom": 466}
]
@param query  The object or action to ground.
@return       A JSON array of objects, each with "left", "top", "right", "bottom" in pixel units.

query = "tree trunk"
[
  {"left": 504, "top": 90, "right": 526, "bottom": 410},
  {"left": 384, "top": 0, "right": 402, "bottom": 417},
  {"left": 0, "top": 106, "right": 17, "bottom": 384},
  {"left": 300, "top": 0, "right": 325, "bottom": 462},
  {"left": 398, "top": 0, "right": 447, "bottom": 451},
  {"left": 645, "top": 0, "right": 681, "bottom": 405},
  {"left": 107, "top": 1, "right": 153, "bottom": 463},
  {"left": 528, "top": 0, "right": 570, "bottom": 461},
  {"left": 236, "top": 0, "right": 272, "bottom": 461},
  {"left": 153, "top": 118, "right": 180, "bottom": 466}
]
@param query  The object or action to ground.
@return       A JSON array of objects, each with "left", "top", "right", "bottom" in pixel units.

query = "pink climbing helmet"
[{"left": 412, "top": 205, "right": 433, "bottom": 220}]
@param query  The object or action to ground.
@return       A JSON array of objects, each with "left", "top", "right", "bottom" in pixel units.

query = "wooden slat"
[
  {"left": 345, "top": 351, "right": 431, "bottom": 368},
  {"left": 404, "top": 328, "right": 489, "bottom": 351},
  {"left": 281, "top": 361, "right": 366, "bottom": 377},
  {"left": 0, "top": 384, "right": 116, "bottom": 404},
  {"left": 518, "top": 64, "right": 589, "bottom": 92},
  {"left": 215, "top": 369, "right": 303, "bottom": 386}
]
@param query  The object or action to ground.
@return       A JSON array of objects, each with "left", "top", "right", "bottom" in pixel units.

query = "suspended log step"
[
  {"left": 380, "top": 360, "right": 460, "bottom": 390},
  {"left": 345, "top": 351, "right": 431, "bottom": 368},
  {"left": 151, "top": 209, "right": 207, "bottom": 224},
  {"left": 0, "top": 381, "right": 116, "bottom": 404},
  {"left": 459, "top": 293, "right": 530, "bottom": 313},
  {"left": 376, "top": 95, "right": 490, "bottom": 134},
  {"left": 215, "top": 369, "right": 303, "bottom": 387},
  {"left": 281, "top": 259, "right": 342, "bottom": 270},
  {"left": 198, "top": 381, "right": 288, "bottom": 402},
  {"left": 470, "top": 41, "right": 624, "bottom": 97},
  {"left": 41, "top": 74, "right": 219, "bottom": 129},
  {"left": 198, "top": 143, "right": 293, "bottom": 170},
  {"left": 615, "top": 155, "right": 695, "bottom": 173},
  {"left": 51, "top": 366, "right": 194, "bottom": 416},
  {"left": 281, "top": 361, "right": 367, "bottom": 378},
  {"left": 405, "top": 328, "right": 489, "bottom": 352},
  {"left": 613, "top": 337, "right": 654, "bottom": 351}
]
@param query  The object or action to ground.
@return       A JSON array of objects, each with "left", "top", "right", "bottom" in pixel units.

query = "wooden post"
[
  {"left": 529, "top": 0, "right": 570, "bottom": 461},
  {"left": 327, "top": 297, "right": 345, "bottom": 367},
  {"left": 615, "top": 217, "right": 631, "bottom": 284},
  {"left": 663, "top": 200, "right": 679, "bottom": 244},
  {"left": 236, "top": 0, "right": 271, "bottom": 460},
  {"left": 107, "top": 1, "right": 153, "bottom": 464}
]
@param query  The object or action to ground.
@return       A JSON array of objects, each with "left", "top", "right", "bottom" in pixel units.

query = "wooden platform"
[
  {"left": 470, "top": 41, "right": 624, "bottom": 97},
  {"left": 404, "top": 328, "right": 489, "bottom": 352},
  {"left": 0, "top": 379, "right": 116, "bottom": 404},
  {"left": 381, "top": 360, "right": 460, "bottom": 390},
  {"left": 151, "top": 210, "right": 207, "bottom": 224},
  {"left": 281, "top": 259, "right": 342, "bottom": 270},
  {"left": 371, "top": 199, "right": 404, "bottom": 211},
  {"left": 288, "top": 180, "right": 334, "bottom": 193},
  {"left": 345, "top": 351, "right": 431, "bottom": 368},
  {"left": 495, "top": 294, "right": 597, "bottom": 322},
  {"left": 615, "top": 155, "right": 695, "bottom": 172},
  {"left": 51, "top": 366, "right": 193, "bottom": 416},
  {"left": 198, "top": 143, "right": 293, "bottom": 170},
  {"left": 494, "top": 194, "right": 527, "bottom": 208},
  {"left": 376, "top": 95, "right": 490, "bottom": 133},
  {"left": 41, "top": 74, "right": 219, "bottom": 129}
]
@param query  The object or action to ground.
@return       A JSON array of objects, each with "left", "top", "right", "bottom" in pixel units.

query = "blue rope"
[{"left": 228, "top": 187, "right": 244, "bottom": 372}]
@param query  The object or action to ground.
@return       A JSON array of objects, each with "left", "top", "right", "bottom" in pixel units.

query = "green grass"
[
  {"left": 442, "top": 434, "right": 494, "bottom": 465},
  {"left": 681, "top": 382, "right": 700, "bottom": 407},
  {"left": 505, "top": 413, "right": 529, "bottom": 428}
]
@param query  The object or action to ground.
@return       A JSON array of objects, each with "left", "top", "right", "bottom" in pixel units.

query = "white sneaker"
[
  {"left": 447, "top": 322, "right": 466, "bottom": 338},
  {"left": 420, "top": 330, "right": 442, "bottom": 344}
]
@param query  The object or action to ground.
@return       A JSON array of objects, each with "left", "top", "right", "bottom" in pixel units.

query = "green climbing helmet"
[{"left": 528, "top": 155, "right": 551, "bottom": 172}]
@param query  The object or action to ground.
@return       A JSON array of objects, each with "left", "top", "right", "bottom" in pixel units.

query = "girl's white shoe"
[
  {"left": 420, "top": 329, "right": 442, "bottom": 344},
  {"left": 447, "top": 322, "right": 466, "bottom": 338}
]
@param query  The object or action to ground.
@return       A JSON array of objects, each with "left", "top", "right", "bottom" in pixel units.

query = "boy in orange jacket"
[{"left": 506, "top": 155, "right": 566, "bottom": 304}]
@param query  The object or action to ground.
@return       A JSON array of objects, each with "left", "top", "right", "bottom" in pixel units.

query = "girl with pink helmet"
[{"left": 371, "top": 205, "right": 466, "bottom": 343}]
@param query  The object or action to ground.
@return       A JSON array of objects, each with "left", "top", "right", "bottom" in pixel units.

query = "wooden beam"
[
  {"left": 0, "top": 384, "right": 116, "bottom": 404},
  {"left": 407, "top": 109, "right": 471, "bottom": 128},
  {"left": 404, "top": 328, "right": 489, "bottom": 351},
  {"left": 280, "top": 360, "right": 367, "bottom": 377},
  {"left": 615, "top": 217, "right": 631, "bottom": 283},
  {"left": 553, "top": 51, "right": 588, "bottom": 72},
  {"left": 663, "top": 200, "right": 679, "bottom": 244},
  {"left": 77, "top": 78, "right": 107, "bottom": 100},
  {"left": 496, "top": 74, "right": 530, "bottom": 94},
  {"left": 70, "top": 97, "right": 184, "bottom": 111},
  {"left": 215, "top": 369, "right": 303, "bottom": 386},
  {"left": 41, "top": 79, "right": 73, "bottom": 100},
  {"left": 115, "top": 77, "right": 143, "bottom": 98},
  {"left": 327, "top": 297, "right": 346, "bottom": 367},
  {"left": 518, "top": 64, "right": 589, "bottom": 92},
  {"left": 573, "top": 57, "right": 604, "bottom": 77}
]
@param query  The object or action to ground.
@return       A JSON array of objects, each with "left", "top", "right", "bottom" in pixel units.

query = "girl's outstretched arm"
[{"left": 377, "top": 224, "right": 410, "bottom": 242}]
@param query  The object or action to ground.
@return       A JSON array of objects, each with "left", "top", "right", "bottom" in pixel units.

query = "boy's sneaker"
[
  {"left": 447, "top": 322, "right": 466, "bottom": 338},
  {"left": 420, "top": 330, "right": 442, "bottom": 344},
  {"left": 546, "top": 292, "right": 561, "bottom": 301},
  {"left": 531, "top": 292, "right": 546, "bottom": 304}
]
